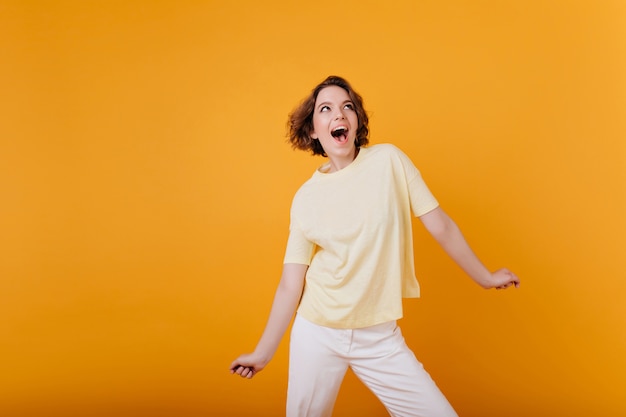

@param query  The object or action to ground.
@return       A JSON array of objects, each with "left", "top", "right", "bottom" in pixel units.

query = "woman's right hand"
[{"left": 230, "top": 352, "right": 269, "bottom": 379}]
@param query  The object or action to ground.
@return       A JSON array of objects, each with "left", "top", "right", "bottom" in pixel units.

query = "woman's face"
[{"left": 311, "top": 86, "right": 359, "bottom": 166}]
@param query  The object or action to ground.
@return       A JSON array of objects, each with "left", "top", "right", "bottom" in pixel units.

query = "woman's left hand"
[{"left": 490, "top": 268, "right": 520, "bottom": 290}]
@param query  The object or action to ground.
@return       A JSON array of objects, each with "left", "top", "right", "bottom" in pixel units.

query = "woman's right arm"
[{"left": 230, "top": 263, "right": 307, "bottom": 379}]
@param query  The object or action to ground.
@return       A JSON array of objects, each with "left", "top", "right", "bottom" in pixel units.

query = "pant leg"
[
  {"left": 287, "top": 315, "right": 350, "bottom": 417},
  {"left": 349, "top": 322, "right": 458, "bottom": 417}
]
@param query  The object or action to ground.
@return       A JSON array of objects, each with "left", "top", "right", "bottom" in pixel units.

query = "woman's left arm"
[{"left": 419, "top": 207, "right": 520, "bottom": 290}]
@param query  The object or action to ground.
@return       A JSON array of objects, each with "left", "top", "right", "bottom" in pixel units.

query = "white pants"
[{"left": 287, "top": 315, "right": 458, "bottom": 417}]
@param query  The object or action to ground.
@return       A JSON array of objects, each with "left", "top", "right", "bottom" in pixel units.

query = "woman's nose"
[{"left": 334, "top": 110, "right": 345, "bottom": 120}]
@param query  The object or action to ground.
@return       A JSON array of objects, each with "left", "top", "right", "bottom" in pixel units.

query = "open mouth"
[{"left": 331, "top": 127, "right": 348, "bottom": 141}]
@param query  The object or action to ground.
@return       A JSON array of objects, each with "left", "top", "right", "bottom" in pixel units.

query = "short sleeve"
[
  {"left": 408, "top": 173, "right": 439, "bottom": 217},
  {"left": 283, "top": 220, "right": 316, "bottom": 265},
  {"left": 393, "top": 146, "right": 439, "bottom": 217}
]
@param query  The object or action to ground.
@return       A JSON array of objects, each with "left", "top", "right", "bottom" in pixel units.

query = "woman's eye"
[
  {"left": 344, "top": 103, "right": 354, "bottom": 110},
  {"left": 320, "top": 105, "right": 330, "bottom": 112}
]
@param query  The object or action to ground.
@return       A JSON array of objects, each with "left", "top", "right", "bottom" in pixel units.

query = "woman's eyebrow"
[{"left": 317, "top": 100, "right": 353, "bottom": 108}]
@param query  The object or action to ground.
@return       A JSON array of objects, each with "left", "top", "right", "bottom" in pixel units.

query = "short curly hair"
[{"left": 287, "top": 76, "right": 370, "bottom": 156}]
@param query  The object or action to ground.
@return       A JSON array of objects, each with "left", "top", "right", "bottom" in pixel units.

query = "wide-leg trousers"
[{"left": 287, "top": 315, "right": 458, "bottom": 417}]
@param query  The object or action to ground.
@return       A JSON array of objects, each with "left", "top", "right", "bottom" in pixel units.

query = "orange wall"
[{"left": 1, "top": 1, "right": 625, "bottom": 416}]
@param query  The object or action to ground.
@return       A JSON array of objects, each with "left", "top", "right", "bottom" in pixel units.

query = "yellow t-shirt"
[{"left": 283, "top": 144, "right": 439, "bottom": 328}]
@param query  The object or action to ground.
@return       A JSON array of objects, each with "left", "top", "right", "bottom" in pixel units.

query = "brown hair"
[{"left": 287, "top": 75, "right": 370, "bottom": 156}]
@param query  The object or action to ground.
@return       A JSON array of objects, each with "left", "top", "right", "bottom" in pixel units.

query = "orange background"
[{"left": 1, "top": 1, "right": 625, "bottom": 416}]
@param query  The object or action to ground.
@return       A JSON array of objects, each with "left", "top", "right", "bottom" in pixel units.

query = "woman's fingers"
[{"left": 231, "top": 364, "right": 255, "bottom": 378}]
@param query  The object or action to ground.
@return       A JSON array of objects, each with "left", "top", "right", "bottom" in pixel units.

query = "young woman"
[{"left": 230, "top": 76, "right": 520, "bottom": 417}]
